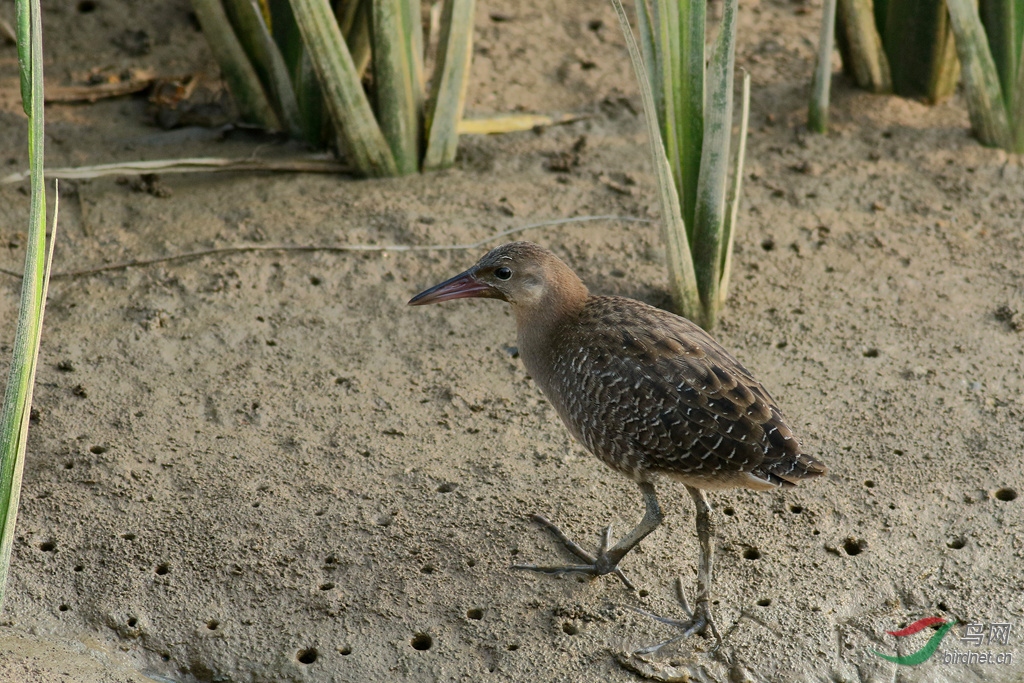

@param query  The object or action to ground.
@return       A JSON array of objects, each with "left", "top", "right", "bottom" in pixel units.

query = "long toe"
[
  {"left": 511, "top": 515, "right": 637, "bottom": 590},
  {"left": 630, "top": 583, "right": 722, "bottom": 655}
]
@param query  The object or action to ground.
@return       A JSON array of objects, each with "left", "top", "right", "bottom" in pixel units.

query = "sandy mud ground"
[{"left": 0, "top": 0, "right": 1022, "bottom": 681}]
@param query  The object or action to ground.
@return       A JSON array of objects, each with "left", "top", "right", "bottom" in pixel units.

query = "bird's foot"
[
  {"left": 510, "top": 514, "right": 636, "bottom": 590},
  {"left": 630, "top": 577, "right": 722, "bottom": 654}
]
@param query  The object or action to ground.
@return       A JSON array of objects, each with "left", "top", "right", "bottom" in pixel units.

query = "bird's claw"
[
  {"left": 510, "top": 514, "right": 637, "bottom": 590},
  {"left": 630, "top": 577, "right": 722, "bottom": 654}
]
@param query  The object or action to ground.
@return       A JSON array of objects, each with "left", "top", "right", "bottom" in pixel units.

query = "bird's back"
[{"left": 526, "top": 295, "right": 825, "bottom": 490}]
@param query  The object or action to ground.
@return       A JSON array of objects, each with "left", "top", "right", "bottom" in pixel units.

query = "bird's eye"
[{"left": 494, "top": 267, "right": 512, "bottom": 281}]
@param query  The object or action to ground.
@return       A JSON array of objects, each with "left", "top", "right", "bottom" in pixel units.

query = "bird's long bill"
[{"left": 408, "top": 269, "right": 495, "bottom": 305}]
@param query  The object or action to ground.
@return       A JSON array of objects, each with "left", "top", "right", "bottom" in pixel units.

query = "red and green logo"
[{"left": 872, "top": 617, "right": 957, "bottom": 666}]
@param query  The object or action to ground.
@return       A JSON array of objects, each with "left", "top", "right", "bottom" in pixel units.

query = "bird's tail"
[{"left": 770, "top": 452, "right": 827, "bottom": 487}]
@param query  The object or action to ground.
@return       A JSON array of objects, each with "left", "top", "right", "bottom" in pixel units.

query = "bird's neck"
[{"left": 513, "top": 270, "right": 588, "bottom": 378}]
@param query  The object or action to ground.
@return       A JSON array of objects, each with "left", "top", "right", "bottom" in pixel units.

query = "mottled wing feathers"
[{"left": 550, "top": 296, "right": 825, "bottom": 487}]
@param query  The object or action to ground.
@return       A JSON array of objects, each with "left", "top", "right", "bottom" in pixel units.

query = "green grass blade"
[
  {"left": 221, "top": 0, "right": 304, "bottom": 137},
  {"left": 423, "top": 0, "right": 476, "bottom": 171},
  {"left": 190, "top": 0, "right": 282, "bottom": 130},
  {"left": 884, "top": 0, "right": 959, "bottom": 102},
  {"left": 675, "top": 0, "right": 704, "bottom": 237},
  {"left": 1, "top": 0, "right": 57, "bottom": 612},
  {"left": 611, "top": 0, "right": 700, "bottom": 320},
  {"left": 810, "top": 0, "right": 838, "bottom": 132},
  {"left": 372, "top": 0, "right": 423, "bottom": 175},
  {"left": 635, "top": 1, "right": 662, "bottom": 133},
  {"left": 691, "top": 0, "right": 738, "bottom": 328},
  {"left": 718, "top": 70, "right": 750, "bottom": 310},
  {"left": 652, "top": 0, "right": 681, "bottom": 219},
  {"left": 340, "top": 0, "right": 373, "bottom": 78},
  {"left": 14, "top": 0, "right": 29, "bottom": 115},
  {"left": 1013, "top": 31, "right": 1024, "bottom": 150},
  {"left": 294, "top": 49, "right": 328, "bottom": 145},
  {"left": 266, "top": 0, "right": 326, "bottom": 145},
  {"left": 289, "top": 0, "right": 397, "bottom": 176},
  {"left": 978, "top": 0, "right": 1022, "bottom": 110},
  {"left": 835, "top": 0, "right": 892, "bottom": 92},
  {"left": 947, "top": 0, "right": 1015, "bottom": 148}
]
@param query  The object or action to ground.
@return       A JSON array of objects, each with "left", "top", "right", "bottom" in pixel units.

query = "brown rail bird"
[{"left": 409, "top": 241, "right": 825, "bottom": 651}]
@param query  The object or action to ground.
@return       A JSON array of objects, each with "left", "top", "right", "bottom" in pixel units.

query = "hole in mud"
[
  {"left": 843, "top": 538, "right": 866, "bottom": 556},
  {"left": 947, "top": 537, "right": 966, "bottom": 550},
  {"left": 411, "top": 633, "right": 432, "bottom": 650},
  {"left": 252, "top": 502, "right": 260, "bottom": 508},
  {"left": 507, "top": 643, "right": 519, "bottom": 651},
  {"left": 39, "top": 541, "right": 56, "bottom": 552},
  {"left": 756, "top": 598, "right": 771, "bottom": 607},
  {"left": 776, "top": 340, "right": 788, "bottom": 349},
  {"left": 64, "top": 462, "right": 74, "bottom": 470},
  {"left": 127, "top": 617, "right": 138, "bottom": 628},
  {"left": 339, "top": 645, "right": 352, "bottom": 655},
  {"left": 562, "top": 622, "right": 579, "bottom": 636},
  {"left": 161, "top": 654, "right": 170, "bottom": 662},
  {"left": 938, "top": 602, "right": 949, "bottom": 612},
  {"left": 789, "top": 504, "right": 803, "bottom": 514},
  {"left": 864, "top": 480, "right": 875, "bottom": 488},
  {"left": 121, "top": 533, "right": 136, "bottom": 541},
  {"left": 723, "top": 507, "right": 735, "bottom": 516},
  {"left": 638, "top": 589, "right": 649, "bottom": 597},
  {"left": 420, "top": 565, "right": 435, "bottom": 574},
  {"left": 863, "top": 348, "right": 879, "bottom": 358},
  {"left": 73, "top": 564, "right": 84, "bottom": 572},
  {"left": 309, "top": 276, "right": 322, "bottom": 286},
  {"left": 437, "top": 482, "right": 457, "bottom": 493},
  {"left": 297, "top": 648, "right": 318, "bottom": 664},
  {"left": 467, "top": 559, "right": 476, "bottom": 568},
  {"left": 994, "top": 487, "right": 1017, "bottom": 502},
  {"left": 207, "top": 620, "right": 219, "bottom": 630},
  {"left": 155, "top": 563, "right": 169, "bottom": 576},
  {"left": 59, "top": 604, "right": 69, "bottom": 612},
  {"left": 77, "top": 0, "right": 96, "bottom": 12},
  {"left": 760, "top": 238, "right": 775, "bottom": 251},
  {"left": 743, "top": 548, "right": 761, "bottom": 560},
  {"left": 320, "top": 582, "right": 335, "bottom": 591},
  {"left": 812, "top": 529, "right": 820, "bottom": 535},
  {"left": 467, "top": 608, "right": 483, "bottom": 620},
  {"left": 90, "top": 445, "right": 107, "bottom": 454}
]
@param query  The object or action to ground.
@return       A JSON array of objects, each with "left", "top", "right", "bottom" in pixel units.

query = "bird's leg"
[
  {"left": 631, "top": 485, "right": 723, "bottom": 654},
  {"left": 512, "top": 481, "right": 663, "bottom": 591}
]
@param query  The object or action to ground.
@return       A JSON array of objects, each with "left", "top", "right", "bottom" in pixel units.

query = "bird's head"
[{"left": 408, "top": 241, "right": 586, "bottom": 312}]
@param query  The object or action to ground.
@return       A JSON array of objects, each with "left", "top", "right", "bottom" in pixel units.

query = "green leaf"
[
  {"left": 15, "top": 0, "right": 29, "bottom": 116},
  {"left": 1, "top": 0, "right": 57, "bottom": 612},
  {"left": 835, "top": 0, "right": 893, "bottom": 93},
  {"left": 289, "top": 0, "right": 397, "bottom": 176},
  {"left": 372, "top": 0, "right": 423, "bottom": 175},
  {"left": 190, "top": 0, "right": 282, "bottom": 130},
  {"left": 718, "top": 71, "right": 750, "bottom": 311},
  {"left": 611, "top": 0, "right": 700, "bottom": 320},
  {"left": 423, "top": 0, "right": 476, "bottom": 171},
  {"left": 947, "top": 0, "right": 1015, "bottom": 149},
  {"left": 691, "top": 0, "right": 738, "bottom": 328},
  {"left": 883, "top": 0, "right": 959, "bottom": 102},
  {"left": 809, "top": 0, "right": 838, "bottom": 132},
  {"left": 674, "top": 0, "right": 704, "bottom": 239},
  {"left": 978, "top": 0, "right": 1022, "bottom": 111},
  {"left": 221, "top": 0, "right": 304, "bottom": 137}
]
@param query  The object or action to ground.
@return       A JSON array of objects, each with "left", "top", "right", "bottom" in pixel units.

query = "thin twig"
[
  {"left": 0, "top": 156, "right": 349, "bottom": 184},
  {"left": 0, "top": 215, "right": 649, "bottom": 280}
]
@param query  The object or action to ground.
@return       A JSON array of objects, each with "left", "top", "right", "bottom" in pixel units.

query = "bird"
[{"left": 409, "top": 241, "right": 825, "bottom": 652}]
